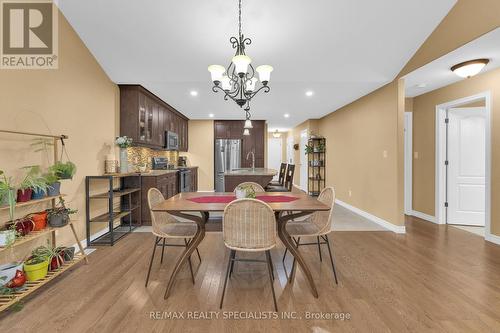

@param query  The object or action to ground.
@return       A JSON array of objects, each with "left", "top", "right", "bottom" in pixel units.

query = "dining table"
[{"left": 151, "top": 191, "right": 331, "bottom": 299}]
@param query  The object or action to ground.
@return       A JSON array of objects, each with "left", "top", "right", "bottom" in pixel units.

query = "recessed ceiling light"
[
  {"left": 416, "top": 83, "right": 427, "bottom": 88},
  {"left": 305, "top": 90, "right": 314, "bottom": 97},
  {"left": 208, "top": 113, "right": 214, "bottom": 118},
  {"left": 190, "top": 90, "right": 198, "bottom": 96},
  {"left": 451, "top": 59, "right": 489, "bottom": 78},
  {"left": 284, "top": 114, "right": 290, "bottom": 118}
]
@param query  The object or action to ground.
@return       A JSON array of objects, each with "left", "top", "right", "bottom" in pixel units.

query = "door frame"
[
  {"left": 404, "top": 112, "right": 413, "bottom": 215},
  {"left": 435, "top": 91, "right": 491, "bottom": 239}
]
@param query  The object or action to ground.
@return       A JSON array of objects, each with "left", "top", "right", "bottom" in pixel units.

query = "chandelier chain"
[{"left": 238, "top": 0, "right": 242, "bottom": 39}]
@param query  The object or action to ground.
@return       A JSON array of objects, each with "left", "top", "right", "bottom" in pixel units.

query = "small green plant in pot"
[
  {"left": 0, "top": 170, "right": 16, "bottom": 221},
  {"left": 47, "top": 198, "right": 77, "bottom": 227},
  {"left": 44, "top": 171, "right": 61, "bottom": 197},
  {"left": 305, "top": 145, "right": 314, "bottom": 155},
  {"left": 17, "top": 166, "right": 48, "bottom": 202},
  {"left": 23, "top": 253, "right": 50, "bottom": 282},
  {"left": 31, "top": 244, "right": 66, "bottom": 271},
  {"left": 235, "top": 184, "right": 256, "bottom": 199},
  {"left": 49, "top": 161, "right": 76, "bottom": 180}
]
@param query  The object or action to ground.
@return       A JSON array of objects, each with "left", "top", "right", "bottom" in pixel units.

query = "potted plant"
[
  {"left": 305, "top": 145, "right": 314, "bottom": 155},
  {"left": 115, "top": 136, "right": 133, "bottom": 173},
  {"left": 0, "top": 170, "right": 16, "bottom": 221},
  {"left": 31, "top": 244, "right": 65, "bottom": 271},
  {"left": 17, "top": 165, "right": 48, "bottom": 202},
  {"left": 49, "top": 161, "right": 76, "bottom": 180},
  {"left": 0, "top": 228, "right": 16, "bottom": 247},
  {"left": 235, "top": 184, "right": 256, "bottom": 199},
  {"left": 29, "top": 211, "right": 48, "bottom": 231},
  {"left": 0, "top": 262, "right": 24, "bottom": 287},
  {"left": 6, "top": 217, "right": 34, "bottom": 237},
  {"left": 47, "top": 198, "right": 77, "bottom": 227},
  {"left": 44, "top": 171, "right": 61, "bottom": 197},
  {"left": 23, "top": 254, "right": 50, "bottom": 282}
]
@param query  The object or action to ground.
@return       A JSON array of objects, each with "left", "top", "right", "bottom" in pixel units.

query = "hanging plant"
[{"left": 49, "top": 161, "right": 76, "bottom": 180}]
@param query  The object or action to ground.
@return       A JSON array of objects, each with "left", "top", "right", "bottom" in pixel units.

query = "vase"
[{"left": 119, "top": 148, "right": 129, "bottom": 173}]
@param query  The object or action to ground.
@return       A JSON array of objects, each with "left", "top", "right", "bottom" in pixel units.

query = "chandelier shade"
[{"left": 208, "top": 65, "right": 225, "bottom": 83}]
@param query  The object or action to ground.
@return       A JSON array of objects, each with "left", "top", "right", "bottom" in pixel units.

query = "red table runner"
[{"left": 188, "top": 195, "right": 299, "bottom": 204}]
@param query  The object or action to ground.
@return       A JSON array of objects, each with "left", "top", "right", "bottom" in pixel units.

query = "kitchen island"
[{"left": 224, "top": 168, "right": 277, "bottom": 192}]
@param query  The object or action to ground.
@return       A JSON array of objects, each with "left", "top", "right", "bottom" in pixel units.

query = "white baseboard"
[
  {"left": 485, "top": 233, "right": 500, "bottom": 246},
  {"left": 410, "top": 210, "right": 438, "bottom": 224},
  {"left": 336, "top": 199, "right": 406, "bottom": 234},
  {"left": 70, "top": 226, "right": 109, "bottom": 251}
]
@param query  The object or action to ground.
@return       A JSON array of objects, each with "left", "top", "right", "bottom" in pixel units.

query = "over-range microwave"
[{"left": 165, "top": 131, "right": 179, "bottom": 150}]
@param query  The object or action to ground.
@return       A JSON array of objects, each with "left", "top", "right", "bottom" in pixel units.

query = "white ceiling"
[
  {"left": 58, "top": 0, "right": 456, "bottom": 130},
  {"left": 404, "top": 27, "right": 500, "bottom": 98}
]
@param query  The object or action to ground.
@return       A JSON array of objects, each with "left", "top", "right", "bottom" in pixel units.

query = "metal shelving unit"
[
  {"left": 307, "top": 137, "right": 326, "bottom": 196},
  {"left": 85, "top": 174, "right": 142, "bottom": 246}
]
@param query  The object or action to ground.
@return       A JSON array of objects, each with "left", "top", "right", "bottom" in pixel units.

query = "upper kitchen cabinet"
[{"left": 119, "top": 85, "right": 189, "bottom": 151}]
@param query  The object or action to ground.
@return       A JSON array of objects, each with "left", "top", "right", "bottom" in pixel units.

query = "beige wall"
[
  {"left": 412, "top": 67, "right": 500, "bottom": 235},
  {"left": 181, "top": 120, "right": 214, "bottom": 191},
  {"left": 0, "top": 11, "right": 119, "bottom": 262},
  {"left": 317, "top": 81, "right": 403, "bottom": 226}
]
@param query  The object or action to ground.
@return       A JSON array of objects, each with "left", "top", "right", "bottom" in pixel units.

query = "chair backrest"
[
  {"left": 277, "top": 163, "right": 287, "bottom": 185},
  {"left": 310, "top": 187, "right": 336, "bottom": 234},
  {"left": 284, "top": 164, "right": 295, "bottom": 191},
  {"left": 148, "top": 188, "right": 177, "bottom": 237},
  {"left": 234, "top": 182, "right": 265, "bottom": 193},
  {"left": 223, "top": 199, "right": 277, "bottom": 251}
]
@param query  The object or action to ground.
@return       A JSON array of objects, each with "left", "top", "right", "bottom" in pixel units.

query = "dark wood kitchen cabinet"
[
  {"left": 214, "top": 120, "right": 265, "bottom": 168},
  {"left": 119, "top": 85, "right": 189, "bottom": 151},
  {"left": 140, "top": 172, "right": 178, "bottom": 225}
]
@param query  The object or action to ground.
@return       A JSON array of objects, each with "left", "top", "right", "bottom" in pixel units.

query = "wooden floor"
[{"left": 1, "top": 216, "right": 500, "bottom": 332}]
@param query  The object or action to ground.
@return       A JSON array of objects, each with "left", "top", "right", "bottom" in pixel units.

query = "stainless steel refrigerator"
[{"left": 215, "top": 139, "right": 241, "bottom": 192}]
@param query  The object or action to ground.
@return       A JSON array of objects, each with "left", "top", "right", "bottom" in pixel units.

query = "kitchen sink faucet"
[{"left": 246, "top": 151, "right": 255, "bottom": 170}]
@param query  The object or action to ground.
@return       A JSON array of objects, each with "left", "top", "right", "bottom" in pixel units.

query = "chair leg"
[
  {"left": 266, "top": 250, "right": 278, "bottom": 312},
  {"left": 229, "top": 250, "right": 236, "bottom": 277},
  {"left": 324, "top": 234, "right": 338, "bottom": 284},
  {"left": 290, "top": 237, "right": 300, "bottom": 282},
  {"left": 160, "top": 238, "right": 166, "bottom": 264},
  {"left": 317, "top": 236, "right": 323, "bottom": 262},
  {"left": 185, "top": 238, "right": 195, "bottom": 285},
  {"left": 145, "top": 237, "right": 159, "bottom": 287},
  {"left": 268, "top": 251, "right": 275, "bottom": 280},
  {"left": 282, "top": 247, "right": 288, "bottom": 263},
  {"left": 196, "top": 247, "right": 202, "bottom": 263},
  {"left": 220, "top": 249, "right": 235, "bottom": 309}
]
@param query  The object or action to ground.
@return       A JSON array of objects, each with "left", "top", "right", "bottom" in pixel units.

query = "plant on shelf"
[
  {"left": 317, "top": 142, "right": 325, "bottom": 152},
  {"left": 31, "top": 243, "right": 66, "bottom": 271},
  {"left": 49, "top": 161, "right": 76, "bottom": 180},
  {"left": 43, "top": 171, "right": 61, "bottom": 196},
  {"left": 305, "top": 145, "right": 314, "bottom": 155},
  {"left": 46, "top": 198, "right": 77, "bottom": 228},
  {"left": 23, "top": 251, "right": 50, "bottom": 282},
  {"left": 0, "top": 170, "right": 16, "bottom": 221},
  {"left": 116, "top": 136, "right": 133, "bottom": 174},
  {"left": 17, "top": 165, "right": 49, "bottom": 202}
]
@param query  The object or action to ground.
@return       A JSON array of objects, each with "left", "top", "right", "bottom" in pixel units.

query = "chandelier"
[{"left": 208, "top": 0, "right": 273, "bottom": 109}]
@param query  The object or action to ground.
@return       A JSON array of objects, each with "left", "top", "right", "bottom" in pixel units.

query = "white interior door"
[
  {"left": 267, "top": 138, "right": 282, "bottom": 181},
  {"left": 299, "top": 130, "right": 308, "bottom": 191},
  {"left": 404, "top": 112, "right": 413, "bottom": 214},
  {"left": 447, "top": 107, "right": 486, "bottom": 226}
]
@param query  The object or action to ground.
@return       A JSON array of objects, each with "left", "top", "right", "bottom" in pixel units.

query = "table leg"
[
  {"left": 277, "top": 211, "right": 318, "bottom": 298},
  {"left": 163, "top": 211, "right": 207, "bottom": 299}
]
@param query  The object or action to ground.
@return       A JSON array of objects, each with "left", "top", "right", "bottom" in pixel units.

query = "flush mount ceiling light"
[
  {"left": 208, "top": 0, "right": 273, "bottom": 109},
  {"left": 451, "top": 59, "right": 489, "bottom": 78},
  {"left": 272, "top": 130, "right": 281, "bottom": 138}
]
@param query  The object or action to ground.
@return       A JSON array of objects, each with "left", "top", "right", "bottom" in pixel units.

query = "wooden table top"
[{"left": 151, "top": 192, "right": 330, "bottom": 212}]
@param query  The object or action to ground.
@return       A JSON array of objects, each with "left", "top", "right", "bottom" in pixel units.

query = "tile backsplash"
[{"left": 127, "top": 147, "right": 179, "bottom": 171}]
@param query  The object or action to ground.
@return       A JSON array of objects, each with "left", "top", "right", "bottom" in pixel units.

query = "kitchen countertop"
[
  {"left": 224, "top": 168, "right": 278, "bottom": 176},
  {"left": 140, "top": 166, "right": 198, "bottom": 177}
]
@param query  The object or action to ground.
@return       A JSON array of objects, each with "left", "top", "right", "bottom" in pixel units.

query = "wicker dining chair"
[
  {"left": 234, "top": 181, "right": 266, "bottom": 193},
  {"left": 145, "top": 188, "right": 202, "bottom": 287},
  {"left": 219, "top": 198, "right": 278, "bottom": 311},
  {"left": 282, "top": 187, "right": 338, "bottom": 284}
]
